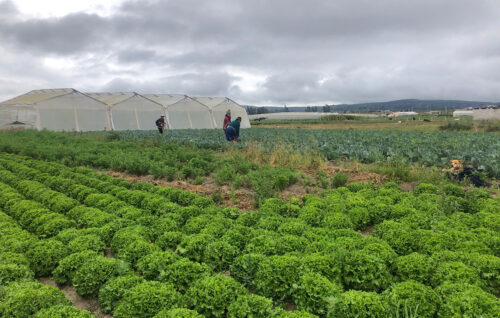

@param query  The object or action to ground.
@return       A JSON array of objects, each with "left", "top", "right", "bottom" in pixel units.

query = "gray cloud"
[
  {"left": 102, "top": 72, "right": 239, "bottom": 96},
  {"left": 0, "top": 0, "right": 499, "bottom": 104}
]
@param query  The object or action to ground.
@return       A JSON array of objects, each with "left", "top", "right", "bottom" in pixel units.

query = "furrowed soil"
[
  {"left": 101, "top": 164, "right": 385, "bottom": 211},
  {"left": 38, "top": 277, "right": 111, "bottom": 318}
]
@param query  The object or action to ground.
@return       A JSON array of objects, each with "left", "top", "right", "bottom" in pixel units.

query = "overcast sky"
[{"left": 0, "top": 0, "right": 499, "bottom": 105}]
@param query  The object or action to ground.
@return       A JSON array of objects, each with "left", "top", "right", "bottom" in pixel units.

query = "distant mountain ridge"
[{"left": 245, "top": 99, "right": 498, "bottom": 114}]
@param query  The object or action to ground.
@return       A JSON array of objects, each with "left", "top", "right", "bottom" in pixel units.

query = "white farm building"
[
  {"left": 453, "top": 110, "right": 473, "bottom": 117},
  {"left": 472, "top": 108, "right": 500, "bottom": 120},
  {"left": 0, "top": 89, "right": 250, "bottom": 131}
]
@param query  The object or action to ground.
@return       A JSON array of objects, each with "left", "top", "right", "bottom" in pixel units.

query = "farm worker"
[
  {"left": 222, "top": 109, "right": 231, "bottom": 132},
  {"left": 225, "top": 117, "right": 241, "bottom": 142},
  {"left": 155, "top": 115, "right": 166, "bottom": 135}
]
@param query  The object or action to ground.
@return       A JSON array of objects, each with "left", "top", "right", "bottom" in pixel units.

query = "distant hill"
[{"left": 245, "top": 99, "right": 498, "bottom": 114}]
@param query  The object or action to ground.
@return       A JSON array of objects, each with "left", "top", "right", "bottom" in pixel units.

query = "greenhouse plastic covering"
[
  {"left": 194, "top": 97, "right": 251, "bottom": 128},
  {"left": 88, "top": 93, "right": 165, "bottom": 130},
  {"left": 0, "top": 89, "right": 250, "bottom": 131},
  {"left": 143, "top": 94, "right": 214, "bottom": 129}
]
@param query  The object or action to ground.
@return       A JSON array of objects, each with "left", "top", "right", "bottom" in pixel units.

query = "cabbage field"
[
  {"left": 113, "top": 128, "right": 500, "bottom": 178},
  {"left": 0, "top": 150, "right": 499, "bottom": 317}
]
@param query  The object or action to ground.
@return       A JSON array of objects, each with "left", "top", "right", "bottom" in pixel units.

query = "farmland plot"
[
  {"left": 0, "top": 152, "right": 499, "bottom": 317},
  {"left": 113, "top": 128, "right": 500, "bottom": 178}
]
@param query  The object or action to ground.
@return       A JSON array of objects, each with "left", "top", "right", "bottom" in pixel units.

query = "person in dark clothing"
[
  {"left": 225, "top": 117, "right": 241, "bottom": 142},
  {"left": 156, "top": 115, "right": 166, "bottom": 134},
  {"left": 222, "top": 110, "right": 231, "bottom": 132}
]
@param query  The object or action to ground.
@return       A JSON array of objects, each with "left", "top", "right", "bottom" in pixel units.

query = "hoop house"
[
  {"left": 87, "top": 92, "right": 165, "bottom": 130},
  {"left": 0, "top": 88, "right": 110, "bottom": 131},
  {"left": 143, "top": 94, "right": 214, "bottom": 129},
  {"left": 194, "top": 97, "right": 251, "bottom": 129}
]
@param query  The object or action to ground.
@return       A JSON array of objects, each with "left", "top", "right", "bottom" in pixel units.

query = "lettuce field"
[{"left": 0, "top": 142, "right": 499, "bottom": 317}]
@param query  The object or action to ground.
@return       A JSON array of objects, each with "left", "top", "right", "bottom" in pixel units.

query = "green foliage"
[
  {"left": 301, "top": 253, "right": 342, "bottom": 284},
  {"left": 114, "top": 281, "right": 182, "bottom": 318},
  {"left": 298, "top": 206, "right": 325, "bottom": 227},
  {"left": 110, "top": 225, "right": 154, "bottom": 255},
  {"left": 72, "top": 256, "right": 130, "bottom": 297},
  {"left": 260, "top": 198, "right": 300, "bottom": 218},
  {"left": 33, "top": 305, "right": 93, "bottom": 318},
  {"left": 136, "top": 251, "right": 180, "bottom": 280},
  {"left": 52, "top": 251, "right": 99, "bottom": 285},
  {"left": 331, "top": 172, "right": 349, "bottom": 188},
  {"left": 67, "top": 234, "right": 106, "bottom": 254},
  {"left": 25, "top": 239, "right": 69, "bottom": 277},
  {"left": 374, "top": 220, "right": 419, "bottom": 255},
  {"left": 177, "top": 233, "right": 215, "bottom": 262},
  {"left": 275, "top": 234, "right": 308, "bottom": 254},
  {"left": 118, "top": 239, "right": 162, "bottom": 268},
  {"left": 327, "top": 290, "right": 389, "bottom": 318},
  {"left": 227, "top": 294, "right": 276, "bottom": 318},
  {"left": 255, "top": 254, "right": 302, "bottom": 301},
  {"left": 276, "top": 310, "right": 319, "bottom": 318},
  {"left": 435, "top": 282, "right": 500, "bottom": 317},
  {"left": 0, "top": 252, "right": 30, "bottom": 267},
  {"left": 293, "top": 272, "right": 342, "bottom": 316},
  {"left": 0, "top": 263, "right": 34, "bottom": 285},
  {"left": 230, "top": 253, "right": 267, "bottom": 289},
  {"left": 394, "top": 253, "right": 435, "bottom": 284},
  {"left": 157, "top": 231, "right": 185, "bottom": 251},
  {"left": 383, "top": 280, "right": 439, "bottom": 318},
  {"left": 154, "top": 308, "right": 204, "bottom": 318},
  {"left": 414, "top": 183, "right": 439, "bottom": 195},
  {"left": 204, "top": 240, "right": 240, "bottom": 272},
  {"left": 345, "top": 206, "right": 371, "bottom": 230},
  {"left": 185, "top": 274, "right": 246, "bottom": 318},
  {"left": 431, "top": 261, "right": 481, "bottom": 287},
  {"left": 33, "top": 213, "right": 76, "bottom": 238},
  {"left": 342, "top": 250, "right": 392, "bottom": 292},
  {"left": 323, "top": 213, "right": 354, "bottom": 230},
  {"left": 439, "top": 121, "right": 473, "bottom": 131},
  {"left": 98, "top": 274, "right": 145, "bottom": 314},
  {"left": 158, "top": 258, "right": 211, "bottom": 292},
  {"left": 0, "top": 281, "right": 71, "bottom": 318}
]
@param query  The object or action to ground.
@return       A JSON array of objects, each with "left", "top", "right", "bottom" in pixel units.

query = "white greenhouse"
[
  {"left": 0, "top": 88, "right": 110, "bottom": 131},
  {"left": 143, "top": 94, "right": 214, "bottom": 129},
  {"left": 1, "top": 89, "right": 250, "bottom": 131},
  {"left": 194, "top": 97, "right": 251, "bottom": 129},
  {"left": 87, "top": 92, "right": 165, "bottom": 130},
  {"left": 453, "top": 110, "right": 473, "bottom": 117}
]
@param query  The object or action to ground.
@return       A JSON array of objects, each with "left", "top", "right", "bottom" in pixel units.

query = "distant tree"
[
  {"left": 306, "top": 106, "right": 312, "bottom": 112},
  {"left": 257, "top": 107, "right": 269, "bottom": 114},
  {"left": 323, "top": 105, "right": 331, "bottom": 113},
  {"left": 284, "top": 104, "right": 290, "bottom": 112},
  {"left": 246, "top": 106, "right": 257, "bottom": 115},
  {"left": 312, "top": 106, "right": 319, "bottom": 112}
]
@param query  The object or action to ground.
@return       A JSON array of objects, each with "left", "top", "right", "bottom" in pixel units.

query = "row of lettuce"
[
  {"left": 0, "top": 130, "right": 300, "bottom": 204},
  {"left": 0, "top": 152, "right": 499, "bottom": 317}
]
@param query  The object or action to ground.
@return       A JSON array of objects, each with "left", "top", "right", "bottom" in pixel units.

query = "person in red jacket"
[{"left": 222, "top": 110, "right": 231, "bottom": 132}]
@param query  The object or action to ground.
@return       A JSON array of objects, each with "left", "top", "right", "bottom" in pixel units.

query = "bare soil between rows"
[
  {"left": 37, "top": 277, "right": 111, "bottom": 318},
  {"left": 101, "top": 166, "right": 385, "bottom": 211}
]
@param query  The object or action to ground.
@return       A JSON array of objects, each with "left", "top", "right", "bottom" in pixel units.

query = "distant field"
[{"left": 80, "top": 128, "right": 500, "bottom": 178}]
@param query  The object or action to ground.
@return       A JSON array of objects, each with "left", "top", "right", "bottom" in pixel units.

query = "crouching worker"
[
  {"left": 156, "top": 115, "right": 166, "bottom": 135},
  {"left": 225, "top": 117, "right": 241, "bottom": 142}
]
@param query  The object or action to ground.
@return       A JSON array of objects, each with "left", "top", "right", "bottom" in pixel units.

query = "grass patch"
[{"left": 439, "top": 121, "right": 473, "bottom": 131}]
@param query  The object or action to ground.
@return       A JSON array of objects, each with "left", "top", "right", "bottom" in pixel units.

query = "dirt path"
[{"left": 38, "top": 277, "right": 111, "bottom": 318}]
